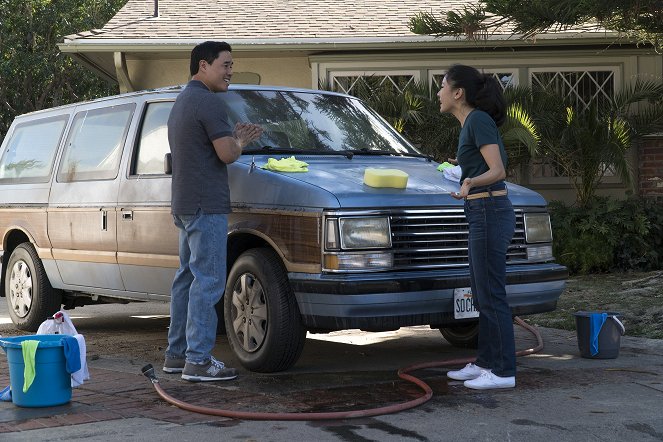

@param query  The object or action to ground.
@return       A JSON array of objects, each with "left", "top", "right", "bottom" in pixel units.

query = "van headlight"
[
  {"left": 524, "top": 213, "right": 553, "bottom": 243},
  {"left": 324, "top": 216, "right": 393, "bottom": 271},
  {"left": 339, "top": 217, "right": 391, "bottom": 249}
]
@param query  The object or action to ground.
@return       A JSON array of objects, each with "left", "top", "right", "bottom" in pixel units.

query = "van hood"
[{"left": 230, "top": 155, "right": 548, "bottom": 209}]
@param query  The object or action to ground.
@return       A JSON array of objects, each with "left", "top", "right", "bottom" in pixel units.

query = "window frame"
[
  {"left": 526, "top": 66, "right": 622, "bottom": 185},
  {"left": 328, "top": 70, "right": 421, "bottom": 94},
  {"left": 428, "top": 68, "right": 520, "bottom": 93},
  {"left": 56, "top": 103, "right": 136, "bottom": 183},
  {"left": 128, "top": 99, "right": 175, "bottom": 178}
]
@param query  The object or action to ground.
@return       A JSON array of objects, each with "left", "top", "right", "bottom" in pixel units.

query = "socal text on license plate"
[{"left": 453, "top": 287, "right": 479, "bottom": 319}]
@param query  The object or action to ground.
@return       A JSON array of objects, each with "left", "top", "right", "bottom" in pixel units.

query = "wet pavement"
[{"left": 0, "top": 302, "right": 662, "bottom": 441}]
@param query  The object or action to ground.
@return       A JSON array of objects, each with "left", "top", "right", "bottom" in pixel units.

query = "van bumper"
[{"left": 290, "top": 263, "right": 567, "bottom": 331}]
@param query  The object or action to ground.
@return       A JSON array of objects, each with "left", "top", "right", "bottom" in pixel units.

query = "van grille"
[{"left": 390, "top": 209, "right": 526, "bottom": 270}]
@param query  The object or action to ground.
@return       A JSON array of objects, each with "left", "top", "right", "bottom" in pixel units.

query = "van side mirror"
[{"left": 164, "top": 153, "right": 172, "bottom": 175}]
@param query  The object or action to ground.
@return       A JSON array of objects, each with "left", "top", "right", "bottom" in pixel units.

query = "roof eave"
[{"left": 58, "top": 32, "right": 627, "bottom": 53}]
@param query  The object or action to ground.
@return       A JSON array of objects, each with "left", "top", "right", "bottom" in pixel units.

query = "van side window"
[
  {"left": 57, "top": 103, "right": 135, "bottom": 182},
  {"left": 0, "top": 115, "right": 68, "bottom": 183},
  {"left": 132, "top": 101, "right": 174, "bottom": 175}
]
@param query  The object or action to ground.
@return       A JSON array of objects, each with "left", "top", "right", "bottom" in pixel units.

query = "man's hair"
[{"left": 190, "top": 41, "right": 232, "bottom": 76}]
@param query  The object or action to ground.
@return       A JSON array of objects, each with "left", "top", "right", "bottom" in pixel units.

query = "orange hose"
[{"left": 145, "top": 316, "right": 542, "bottom": 421}]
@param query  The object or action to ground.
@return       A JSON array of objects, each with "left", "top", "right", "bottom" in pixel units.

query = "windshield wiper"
[
  {"left": 243, "top": 146, "right": 354, "bottom": 159},
  {"left": 346, "top": 148, "right": 432, "bottom": 162}
]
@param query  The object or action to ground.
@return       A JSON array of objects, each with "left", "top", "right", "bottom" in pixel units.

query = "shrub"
[{"left": 549, "top": 197, "right": 663, "bottom": 274}]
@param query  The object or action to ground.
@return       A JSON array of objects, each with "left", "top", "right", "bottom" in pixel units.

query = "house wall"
[
  {"left": 124, "top": 56, "right": 312, "bottom": 90},
  {"left": 639, "top": 137, "right": 663, "bottom": 199}
]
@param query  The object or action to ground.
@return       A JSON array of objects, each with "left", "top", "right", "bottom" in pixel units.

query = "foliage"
[
  {"left": 409, "top": 0, "right": 663, "bottom": 52},
  {"left": 0, "top": 0, "right": 126, "bottom": 140},
  {"left": 549, "top": 197, "right": 663, "bottom": 274},
  {"left": 500, "top": 81, "right": 663, "bottom": 206}
]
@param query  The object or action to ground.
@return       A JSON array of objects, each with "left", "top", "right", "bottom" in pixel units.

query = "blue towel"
[
  {"left": 0, "top": 385, "right": 11, "bottom": 402},
  {"left": 61, "top": 336, "right": 81, "bottom": 374},
  {"left": 589, "top": 313, "right": 608, "bottom": 356}
]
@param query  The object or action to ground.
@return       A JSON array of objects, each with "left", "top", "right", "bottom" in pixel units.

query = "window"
[
  {"left": 329, "top": 71, "right": 419, "bottom": 95},
  {"left": 133, "top": 101, "right": 174, "bottom": 175},
  {"left": 530, "top": 69, "right": 616, "bottom": 111},
  {"left": 58, "top": 104, "right": 135, "bottom": 182},
  {"left": 430, "top": 70, "right": 518, "bottom": 93},
  {"left": 528, "top": 68, "right": 618, "bottom": 182},
  {"left": 0, "top": 115, "right": 68, "bottom": 183}
]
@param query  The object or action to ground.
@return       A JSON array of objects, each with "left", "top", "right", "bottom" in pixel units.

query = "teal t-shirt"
[{"left": 456, "top": 109, "right": 508, "bottom": 183}]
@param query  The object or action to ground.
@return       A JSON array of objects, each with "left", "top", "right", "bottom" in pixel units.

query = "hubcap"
[
  {"left": 9, "top": 260, "right": 33, "bottom": 318},
  {"left": 231, "top": 273, "right": 268, "bottom": 352}
]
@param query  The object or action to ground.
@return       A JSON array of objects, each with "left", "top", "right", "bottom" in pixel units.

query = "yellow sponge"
[{"left": 363, "top": 168, "right": 408, "bottom": 188}]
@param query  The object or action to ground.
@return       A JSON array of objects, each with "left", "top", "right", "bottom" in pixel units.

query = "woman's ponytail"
[{"left": 445, "top": 65, "right": 507, "bottom": 127}]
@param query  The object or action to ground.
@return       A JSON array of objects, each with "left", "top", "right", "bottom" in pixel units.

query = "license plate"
[{"left": 454, "top": 287, "right": 479, "bottom": 319}]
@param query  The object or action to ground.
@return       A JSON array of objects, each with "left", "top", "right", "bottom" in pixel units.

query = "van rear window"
[
  {"left": 0, "top": 115, "right": 69, "bottom": 183},
  {"left": 58, "top": 103, "right": 135, "bottom": 182}
]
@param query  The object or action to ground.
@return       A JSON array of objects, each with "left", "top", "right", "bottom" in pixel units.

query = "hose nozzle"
[{"left": 141, "top": 364, "right": 159, "bottom": 384}]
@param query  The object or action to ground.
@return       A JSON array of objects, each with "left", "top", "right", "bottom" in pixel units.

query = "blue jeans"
[
  {"left": 166, "top": 211, "right": 228, "bottom": 364},
  {"left": 465, "top": 194, "right": 516, "bottom": 377}
]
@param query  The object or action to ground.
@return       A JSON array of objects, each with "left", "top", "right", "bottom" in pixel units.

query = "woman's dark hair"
[
  {"left": 190, "top": 41, "right": 232, "bottom": 76},
  {"left": 445, "top": 64, "right": 506, "bottom": 126}
]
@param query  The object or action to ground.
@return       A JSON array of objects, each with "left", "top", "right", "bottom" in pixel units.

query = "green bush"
[{"left": 549, "top": 197, "right": 663, "bottom": 274}]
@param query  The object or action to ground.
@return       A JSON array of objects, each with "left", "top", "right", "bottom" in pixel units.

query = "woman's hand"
[{"left": 451, "top": 177, "right": 472, "bottom": 200}]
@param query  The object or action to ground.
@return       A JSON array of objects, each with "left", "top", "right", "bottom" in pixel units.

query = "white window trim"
[
  {"left": 428, "top": 68, "right": 520, "bottom": 91},
  {"left": 527, "top": 66, "right": 622, "bottom": 185},
  {"left": 328, "top": 70, "right": 421, "bottom": 94}
]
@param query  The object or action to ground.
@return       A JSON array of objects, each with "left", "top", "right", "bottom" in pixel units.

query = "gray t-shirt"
[{"left": 168, "top": 80, "right": 234, "bottom": 215}]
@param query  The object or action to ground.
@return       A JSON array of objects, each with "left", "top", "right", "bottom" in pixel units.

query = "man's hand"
[
  {"left": 212, "top": 123, "right": 263, "bottom": 164},
  {"left": 233, "top": 122, "right": 263, "bottom": 148}
]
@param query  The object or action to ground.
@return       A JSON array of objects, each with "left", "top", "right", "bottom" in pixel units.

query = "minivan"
[{"left": 0, "top": 85, "right": 567, "bottom": 372}]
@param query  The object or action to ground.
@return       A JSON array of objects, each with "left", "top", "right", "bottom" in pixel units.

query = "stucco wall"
[{"left": 125, "top": 55, "right": 312, "bottom": 90}]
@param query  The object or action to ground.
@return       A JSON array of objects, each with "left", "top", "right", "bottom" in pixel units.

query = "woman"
[{"left": 439, "top": 64, "right": 517, "bottom": 390}]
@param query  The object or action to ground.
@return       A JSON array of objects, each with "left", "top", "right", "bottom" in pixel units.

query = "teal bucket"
[{"left": 0, "top": 335, "right": 72, "bottom": 407}]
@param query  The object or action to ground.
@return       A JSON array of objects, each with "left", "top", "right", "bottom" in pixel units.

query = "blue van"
[{"left": 0, "top": 85, "right": 566, "bottom": 372}]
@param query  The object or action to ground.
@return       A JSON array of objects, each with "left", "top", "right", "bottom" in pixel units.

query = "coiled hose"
[{"left": 142, "top": 316, "right": 542, "bottom": 421}]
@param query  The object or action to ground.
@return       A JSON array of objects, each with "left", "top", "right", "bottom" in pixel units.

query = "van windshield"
[{"left": 219, "top": 90, "right": 421, "bottom": 156}]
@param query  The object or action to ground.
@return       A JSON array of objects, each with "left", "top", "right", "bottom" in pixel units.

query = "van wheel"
[
  {"left": 440, "top": 323, "right": 479, "bottom": 348},
  {"left": 5, "top": 242, "right": 62, "bottom": 331},
  {"left": 224, "top": 248, "right": 306, "bottom": 372}
]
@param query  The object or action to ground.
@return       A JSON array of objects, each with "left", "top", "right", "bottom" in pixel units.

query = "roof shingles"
[{"left": 67, "top": 0, "right": 497, "bottom": 41}]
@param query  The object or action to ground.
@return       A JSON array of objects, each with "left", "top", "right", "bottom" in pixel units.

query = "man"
[{"left": 163, "top": 41, "right": 262, "bottom": 381}]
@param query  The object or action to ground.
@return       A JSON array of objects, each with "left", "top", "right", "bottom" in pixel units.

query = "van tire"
[
  {"left": 4, "top": 242, "right": 62, "bottom": 331},
  {"left": 224, "top": 248, "right": 306, "bottom": 372},
  {"left": 439, "top": 323, "right": 479, "bottom": 348}
]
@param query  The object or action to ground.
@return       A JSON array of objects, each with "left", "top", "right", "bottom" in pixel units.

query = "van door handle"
[{"left": 121, "top": 210, "right": 133, "bottom": 220}]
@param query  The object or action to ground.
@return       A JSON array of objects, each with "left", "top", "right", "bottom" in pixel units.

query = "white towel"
[
  {"left": 71, "top": 334, "right": 90, "bottom": 387},
  {"left": 443, "top": 165, "right": 462, "bottom": 182},
  {"left": 36, "top": 310, "right": 77, "bottom": 335}
]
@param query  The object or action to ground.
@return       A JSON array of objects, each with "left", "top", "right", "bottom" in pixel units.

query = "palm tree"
[{"left": 504, "top": 80, "right": 663, "bottom": 206}]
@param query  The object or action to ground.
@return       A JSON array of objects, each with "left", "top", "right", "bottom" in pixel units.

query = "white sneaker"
[
  {"left": 464, "top": 370, "right": 515, "bottom": 390},
  {"left": 447, "top": 363, "right": 485, "bottom": 381}
]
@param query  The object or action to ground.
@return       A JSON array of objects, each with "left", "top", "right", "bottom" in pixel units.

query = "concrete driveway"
[{"left": 0, "top": 301, "right": 661, "bottom": 441}]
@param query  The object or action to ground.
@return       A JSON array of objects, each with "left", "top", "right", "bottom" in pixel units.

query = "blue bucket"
[{"left": 0, "top": 335, "right": 72, "bottom": 407}]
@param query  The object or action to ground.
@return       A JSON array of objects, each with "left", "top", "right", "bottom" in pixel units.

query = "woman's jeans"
[
  {"left": 166, "top": 211, "right": 228, "bottom": 364},
  {"left": 465, "top": 195, "right": 516, "bottom": 377}
]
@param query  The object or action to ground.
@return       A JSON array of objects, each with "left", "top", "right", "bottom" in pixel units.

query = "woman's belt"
[{"left": 465, "top": 189, "right": 508, "bottom": 200}]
